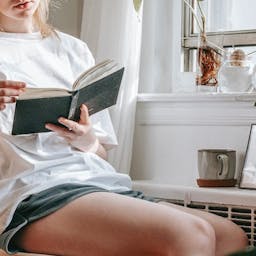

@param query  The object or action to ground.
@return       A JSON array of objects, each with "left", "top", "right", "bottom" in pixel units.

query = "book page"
[
  {"left": 72, "top": 59, "right": 120, "bottom": 90},
  {"left": 19, "top": 88, "right": 70, "bottom": 100}
]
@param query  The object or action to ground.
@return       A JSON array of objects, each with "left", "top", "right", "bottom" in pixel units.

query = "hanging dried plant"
[
  {"left": 184, "top": 0, "right": 224, "bottom": 87},
  {"left": 197, "top": 43, "right": 221, "bottom": 85}
]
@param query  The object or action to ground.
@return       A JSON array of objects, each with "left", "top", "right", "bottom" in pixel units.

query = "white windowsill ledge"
[
  {"left": 137, "top": 92, "right": 256, "bottom": 103},
  {"left": 135, "top": 92, "right": 256, "bottom": 126},
  {"left": 132, "top": 180, "right": 256, "bottom": 207}
]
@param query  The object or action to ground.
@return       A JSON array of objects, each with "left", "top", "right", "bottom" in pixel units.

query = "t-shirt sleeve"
[
  {"left": 70, "top": 42, "right": 95, "bottom": 78},
  {"left": 90, "top": 110, "right": 118, "bottom": 150},
  {"left": 59, "top": 32, "right": 95, "bottom": 78}
]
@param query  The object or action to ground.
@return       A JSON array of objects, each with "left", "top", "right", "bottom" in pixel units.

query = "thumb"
[{"left": 79, "top": 104, "right": 90, "bottom": 125}]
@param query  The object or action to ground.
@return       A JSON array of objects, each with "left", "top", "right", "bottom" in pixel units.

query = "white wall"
[
  {"left": 49, "top": 0, "right": 83, "bottom": 37},
  {"left": 130, "top": 93, "right": 256, "bottom": 187}
]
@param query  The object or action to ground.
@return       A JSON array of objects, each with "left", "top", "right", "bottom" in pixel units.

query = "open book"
[{"left": 12, "top": 59, "right": 124, "bottom": 135}]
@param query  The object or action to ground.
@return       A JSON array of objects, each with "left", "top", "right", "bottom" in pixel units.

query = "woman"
[{"left": 0, "top": 0, "right": 248, "bottom": 255}]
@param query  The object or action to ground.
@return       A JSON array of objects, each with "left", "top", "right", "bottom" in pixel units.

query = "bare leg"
[
  {"left": 159, "top": 201, "right": 248, "bottom": 256},
  {"left": 0, "top": 249, "right": 49, "bottom": 256},
  {"left": 14, "top": 192, "right": 216, "bottom": 256}
]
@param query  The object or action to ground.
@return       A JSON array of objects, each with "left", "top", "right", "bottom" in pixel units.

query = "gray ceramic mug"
[{"left": 198, "top": 149, "right": 236, "bottom": 180}]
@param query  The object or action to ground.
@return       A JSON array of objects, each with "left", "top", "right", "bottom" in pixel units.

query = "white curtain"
[
  {"left": 81, "top": 0, "right": 143, "bottom": 174},
  {"left": 139, "top": 0, "right": 181, "bottom": 93},
  {"left": 140, "top": 0, "right": 183, "bottom": 93}
]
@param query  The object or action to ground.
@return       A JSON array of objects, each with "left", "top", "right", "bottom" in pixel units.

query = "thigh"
[{"left": 14, "top": 192, "right": 213, "bottom": 256}]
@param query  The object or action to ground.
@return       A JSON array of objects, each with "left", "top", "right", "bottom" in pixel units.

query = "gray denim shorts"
[{"left": 0, "top": 183, "right": 157, "bottom": 254}]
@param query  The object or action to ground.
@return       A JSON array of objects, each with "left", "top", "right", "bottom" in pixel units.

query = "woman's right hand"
[{"left": 0, "top": 80, "right": 26, "bottom": 110}]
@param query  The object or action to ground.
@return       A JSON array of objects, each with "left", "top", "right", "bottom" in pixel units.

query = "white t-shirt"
[{"left": 0, "top": 31, "right": 132, "bottom": 234}]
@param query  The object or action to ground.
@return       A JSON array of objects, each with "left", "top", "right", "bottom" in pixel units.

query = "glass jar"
[
  {"left": 196, "top": 33, "right": 222, "bottom": 92},
  {"left": 218, "top": 49, "right": 256, "bottom": 93}
]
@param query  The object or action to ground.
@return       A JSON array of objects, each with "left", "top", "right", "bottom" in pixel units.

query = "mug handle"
[{"left": 216, "top": 154, "right": 229, "bottom": 179}]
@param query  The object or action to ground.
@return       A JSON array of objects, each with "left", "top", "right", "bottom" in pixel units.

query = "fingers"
[
  {"left": 0, "top": 104, "right": 6, "bottom": 111},
  {"left": 46, "top": 108, "right": 98, "bottom": 152},
  {"left": 0, "top": 88, "right": 23, "bottom": 97},
  {"left": 0, "top": 96, "right": 17, "bottom": 103},
  {"left": 0, "top": 96, "right": 16, "bottom": 111},
  {"left": 0, "top": 81, "right": 26, "bottom": 111},
  {"left": 45, "top": 105, "right": 92, "bottom": 142},
  {"left": 79, "top": 104, "right": 90, "bottom": 125},
  {"left": 0, "top": 80, "right": 26, "bottom": 90},
  {"left": 46, "top": 117, "right": 86, "bottom": 136},
  {"left": 56, "top": 117, "right": 85, "bottom": 135},
  {"left": 45, "top": 123, "right": 75, "bottom": 140}
]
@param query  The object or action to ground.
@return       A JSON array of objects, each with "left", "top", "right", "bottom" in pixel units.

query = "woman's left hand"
[{"left": 45, "top": 104, "right": 100, "bottom": 153}]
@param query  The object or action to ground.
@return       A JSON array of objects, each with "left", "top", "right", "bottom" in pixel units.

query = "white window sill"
[
  {"left": 137, "top": 92, "right": 256, "bottom": 103},
  {"left": 135, "top": 92, "right": 256, "bottom": 126}
]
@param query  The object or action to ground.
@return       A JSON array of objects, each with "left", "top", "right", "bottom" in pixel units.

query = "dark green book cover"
[{"left": 12, "top": 64, "right": 124, "bottom": 135}]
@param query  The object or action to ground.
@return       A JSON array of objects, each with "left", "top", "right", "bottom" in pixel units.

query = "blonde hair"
[{"left": 34, "top": 0, "right": 55, "bottom": 37}]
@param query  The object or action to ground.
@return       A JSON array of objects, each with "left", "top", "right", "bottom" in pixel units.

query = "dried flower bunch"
[
  {"left": 184, "top": 0, "right": 223, "bottom": 87},
  {"left": 197, "top": 34, "right": 221, "bottom": 85}
]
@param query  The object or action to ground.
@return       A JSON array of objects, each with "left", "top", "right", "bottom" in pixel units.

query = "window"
[{"left": 183, "top": 0, "right": 256, "bottom": 72}]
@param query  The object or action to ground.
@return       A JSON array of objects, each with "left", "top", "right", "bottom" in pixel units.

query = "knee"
[
  {"left": 222, "top": 219, "right": 249, "bottom": 251},
  {"left": 158, "top": 217, "right": 216, "bottom": 256},
  {"left": 187, "top": 218, "right": 216, "bottom": 252},
  {"left": 234, "top": 226, "right": 249, "bottom": 249}
]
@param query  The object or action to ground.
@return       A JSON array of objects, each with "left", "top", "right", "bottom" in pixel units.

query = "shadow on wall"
[{"left": 49, "top": 0, "right": 84, "bottom": 37}]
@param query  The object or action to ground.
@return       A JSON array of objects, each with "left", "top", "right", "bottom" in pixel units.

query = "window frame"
[{"left": 182, "top": 0, "right": 256, "bottom": 71}]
